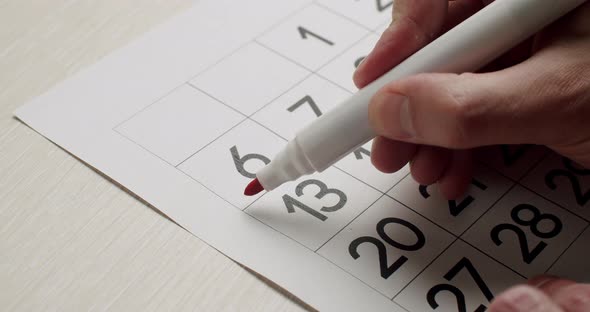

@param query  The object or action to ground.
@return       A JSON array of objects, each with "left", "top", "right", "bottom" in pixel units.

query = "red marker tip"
[{"left": 244, "top": 178, "right": 265, "bottom": 196}]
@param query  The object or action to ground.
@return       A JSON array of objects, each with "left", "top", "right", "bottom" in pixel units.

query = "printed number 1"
[{"left": 298, "top": 26, "right": 334, "bottom": 46}]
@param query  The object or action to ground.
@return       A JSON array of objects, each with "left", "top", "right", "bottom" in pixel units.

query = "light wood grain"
[{"left": 0, "top": 1, "right": 310, "bottom": 311}]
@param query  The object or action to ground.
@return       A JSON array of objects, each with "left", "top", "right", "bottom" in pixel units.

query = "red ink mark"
[{"left": 244, "top": 178, "right": 264, "bottom": 196}]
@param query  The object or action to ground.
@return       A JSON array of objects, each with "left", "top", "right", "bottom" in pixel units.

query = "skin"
[
  {"left": 354, "top": 0, "right": 590, "bottom": 310},
  {"left": 355, "top": 0, "right": 590, "bottom": 200}
]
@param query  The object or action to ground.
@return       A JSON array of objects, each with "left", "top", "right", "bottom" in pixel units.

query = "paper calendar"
[{"left": 15, "top": 0, "right": 590, "bottom": 311}]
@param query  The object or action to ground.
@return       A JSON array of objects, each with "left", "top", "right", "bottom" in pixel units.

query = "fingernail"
[
  {"left": 503, "top": 287, "right": 543, "bottom": 311},
  {"left": 370, "top": 92, "right": 415, "bottom": 139}
]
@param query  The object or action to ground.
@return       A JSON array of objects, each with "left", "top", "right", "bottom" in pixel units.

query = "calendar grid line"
[
  {"left": 254, "top": 40, "right": 318, "bottom": 74},
  {"left": 249, "top": 32, "right": 373, "bottom": 117},
  {"left": 312, "top": 71, "right": 358, "bottom": 95},
  {"left": 383, "top": 193, "right": 461, "bottom": 239},
  {"left": 474, "top": 146, "right": 550, "bottom": 184},
  {"left": 515, "top": 148, "right": 551, "bottom": 183},
  {"left": 250, "top": 2, "right": 317, "bottom": 46},
  {"left": 457, "top": 182, "right": 518, "bottom": 238},
  {"left": 314, "top": 193, "right": 388, "bottom": 252},
  {"left": 240, "top": 189, "right": 442, "bottom": 306},
  {"left": 184, "top": 82, "right": 249, "bottom": 119},
  {"left": 112, "top": 84, "right": 187, "bottom": 132},
  {"left": 518, "top": 183, "right": 590, "bottom": 223},
  {"left": 313, "top": 239, "right": 410, "bottom": 303},
  {"left": 183, "top": 1, "right": 315, "bottom": 86},
  {"left": 116, "top": 0, "right": 316, "bottom": 134},
  {"left": 545, "top": 223, "right": 590, "bottom": 274},
  {"left": 114, "top": 106, "right": 410, "bottom": 308},
  {"left": 174, "top": 89, "right": 249, "bottom": 168},
  {"left": 474, "top": 147, "right": 590, "bottom": 224},
  {"left": 114, "top": 128, "right": 242, "bottom": 211},
  {"left": 459, "top": 238, "right": 527, "bottom": 280},
  {"left": 111, "top": 60, "right": 588, "bottom": 312},
  {"left": 114, "top": 124, "right": 402, "bottom": 304},
  {"left": 247, "top": 110, "right": 410, "bottom": 197},
  {"left": 391, "top": 237, "right": 460, "bottom": 304},
  {"left": 174, "top": 117, "right": 247, "bottom": 169},
  {"left": 312, "top": 1, "right": 377, "bottom": 33},
  {"left": 460, "top": 179, "right": 545, "bottom": 280},
  {"left": 244, "top": 197, "right": 411, "bottom": 303},
  {"left": 312, "top": 0, "right": 392, "bottom": 35},
  {"left": 108, "top": 3, "right": 590, "bottom": 309}
]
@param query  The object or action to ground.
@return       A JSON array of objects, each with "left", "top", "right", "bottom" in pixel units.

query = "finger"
[
  {"left": 489, "top": 285, "right": 563, "bottom": 312},
  {"left": 552, "top": 284, "right": 590, "bottom": 312},
  {"left": 368, "top": 55, "right": 590, "bottom": 149},
  {"left": 443, "top": 0, "right": 487, "bottom": 32},
  {"left": 529, "top": 275, "right": 577, "bottom": 298},
  {"left": 480, "top": 37, "right": 534, "bottom": 73},
  {"left": 353, "top": 0, "right": 449, "bottom": 88},
  {"left": 437, "top": 149, "right": 473, "bottom": 200},
  {"left": 409, "top": 146, "right": 451, "bottom": 185},
  {"left": 354, "top": 0, "right": 486, "bottom": 88},
  {"left": 371, "top": 137, "right": 417, "bottom": 173}
]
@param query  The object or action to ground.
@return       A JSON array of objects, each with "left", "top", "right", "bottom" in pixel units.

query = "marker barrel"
[{"left": 257, "top": 0, "right": 587, "bottom": 190}]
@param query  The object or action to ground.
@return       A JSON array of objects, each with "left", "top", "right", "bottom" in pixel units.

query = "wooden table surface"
[{"left": 0, "top": 1, "right": 310, "bottom": 310}]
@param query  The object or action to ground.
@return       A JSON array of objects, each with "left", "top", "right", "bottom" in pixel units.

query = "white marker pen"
[{"left": 247, "top": 0, "right": 587, "bottom": 194}]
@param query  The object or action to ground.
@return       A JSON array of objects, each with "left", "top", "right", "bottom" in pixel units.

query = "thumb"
[{"left": 367, "top": 61, "right": 579, "bottom": 149}]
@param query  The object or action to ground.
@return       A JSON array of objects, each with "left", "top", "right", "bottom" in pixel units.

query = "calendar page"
[{"left": 15, "top": 0, "right": 590, "bottom": 311}]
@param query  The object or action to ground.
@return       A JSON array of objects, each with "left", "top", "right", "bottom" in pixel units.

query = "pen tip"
[{"left": 244, "top": 178, "right": 264, "bottom": 196}]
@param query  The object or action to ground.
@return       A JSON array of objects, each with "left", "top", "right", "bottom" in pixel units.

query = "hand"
[
  {"left": 489, "top": 276, "right": 590, "bottom": 312},
  {"left": 354, "top": 0, "right": 590, "bottom": 199}
]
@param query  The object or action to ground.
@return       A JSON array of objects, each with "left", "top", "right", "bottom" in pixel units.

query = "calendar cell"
[
  {"left": 317, "top": 0, "right": 394, "bottom": 30},
  {"left": 334, "top": 141, "right": 410, "bottom": 193},
  {"left": 462, "top": 186, "right": 586, "bottom": 278},
  {"left": 395, "top": 240, "right": 524, "bottom": 312},
  {"left": 246, "top": 167, "right": 381, "bottom": 251},
  {"left": 318, "top": 34, "right": 380, "bottom": 93},
  {"left": 252, "top": 75, "right": 351, "bottom": 140},
  {"left": 522, "top": 154, "right": 590, "bottom": 221},
  {"left": 389, "top": 165, "right": 512, "bottom": 236},
  {"left": 190, "top": 42, "right": 309, "bottom": 116},
  {"left": 178, "top": 119, "right": 285, "bottom": 209},
  {"left": 258, "top": 5, "right": 368, "bottom": 71},
  {"left": 547, "top": 226, "right": 590, "bottom": 282},
  {"left": 476, "top": 145, "right": 548, "bottom": 181},
  {"left": 318, "top": 196, "right": 454, "bottom": 299},
  {"left": 117, "top": 84, "right": 243, "bottom": 166}
]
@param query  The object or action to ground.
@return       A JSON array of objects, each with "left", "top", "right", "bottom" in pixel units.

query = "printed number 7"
[{"left": 427, "top": 257, "right": 493, "bottom": 312}]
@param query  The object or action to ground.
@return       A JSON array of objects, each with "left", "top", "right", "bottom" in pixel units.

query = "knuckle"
[
  {"left": 394, "top": 14, "right": 436, "bottom": 45},
  {"left": 442, "top": 74, "right": 486, "bottom": 148},
  {"left": 489, "top": 286, "right": 539, "bottom": 312},
  {"left": 551, "top": 64, "right": 590, "bottom": 102}
]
